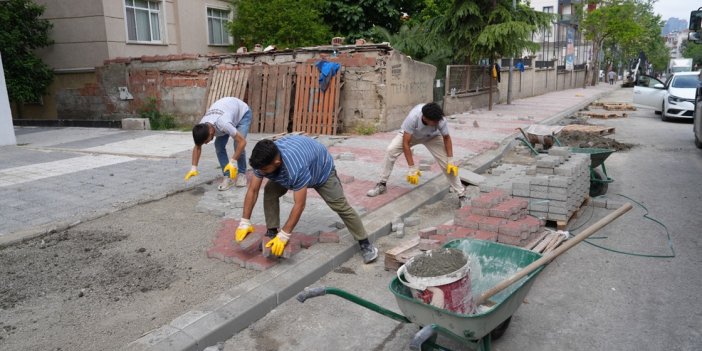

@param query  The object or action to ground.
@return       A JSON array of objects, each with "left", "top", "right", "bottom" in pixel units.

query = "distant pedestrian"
[
  {"left": 608, "top": 70, "right": 616, "bottom": 85},
  {"left": 185, "top": 97, "right": 251, "bottom": 190},
  {"left": 366, "top": 102, "right": 467, "bottom": 208},
  {"left": 234, "top": 136, "right": 379, "bottom": 263}
]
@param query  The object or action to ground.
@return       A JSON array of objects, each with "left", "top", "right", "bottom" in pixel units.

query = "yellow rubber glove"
[
  {"left": 235, "top": 218, "right": 254, "bottom": 242},
  {"left": 406, "top": 166, "right": 421, "bottom": 185},
  {"left": 446, "top": 157, "right": 458, "bottom": 177},
  {"left": 265, "top": 229, "right": 290, "bottom": 257},
  {"left": 223, "top": 161, "right": 238, "bottom": 180},
  {"left": 184, "top": 166, "right": 199, "bottom": 181}
]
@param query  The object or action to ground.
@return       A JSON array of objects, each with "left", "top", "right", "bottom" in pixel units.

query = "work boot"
[
  {"left": 360, "top": 242, "right": 378, "bottom": 264},
  {"left": 235, "top": 173, "right": 247, "bottom": 187},
  {"left": 366, "top": 183, "right": 387, "bottom": 197}
]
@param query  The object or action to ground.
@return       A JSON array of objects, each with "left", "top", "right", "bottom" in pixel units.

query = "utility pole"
[{"left": 507, "top": 0, "right": 516, "bottom": 104}]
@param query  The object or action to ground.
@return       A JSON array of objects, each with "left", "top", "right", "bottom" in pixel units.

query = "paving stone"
[{"left": 318, "top": 231, "right": 340, "bottom": 243}]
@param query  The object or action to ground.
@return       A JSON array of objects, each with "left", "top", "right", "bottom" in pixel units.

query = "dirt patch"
[
  {"left": 406, "top": 248, "right": 467, "bottom": 277},
  {"left": 557, "top": 130, "right": 634, "bottom": 151},
  {"left": 0, "top": 187, "right": 256, "bottom": 350}
]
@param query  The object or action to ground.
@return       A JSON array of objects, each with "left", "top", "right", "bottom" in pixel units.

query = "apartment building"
[
  {"left": 528, "top": 0, "right": 590, "bottom": 69},
  {"left": 17, "top": 0, "right": 233, "bottom": 119}
]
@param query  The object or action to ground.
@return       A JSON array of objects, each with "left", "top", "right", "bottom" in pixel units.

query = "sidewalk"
[{"left": 0, "top": 83, "right": 618, "bottom": 350}]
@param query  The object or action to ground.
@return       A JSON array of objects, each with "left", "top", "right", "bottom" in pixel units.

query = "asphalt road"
[{"left": 219, "top": 88, "right": 702, "bottom": 351}]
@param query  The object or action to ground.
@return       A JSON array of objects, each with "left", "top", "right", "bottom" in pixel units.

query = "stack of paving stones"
[
  {"left": 206, "top": 219, "right": 340, "bottom": 271},
  {"left": 478, "top": 147, "right": 590, "bottom": 223},
  {"left": 418, "top": 190, "right": 545, "bottom": 249}
]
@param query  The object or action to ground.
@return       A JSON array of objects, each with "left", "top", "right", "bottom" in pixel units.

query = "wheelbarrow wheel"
[
  {"left": 589, "top": 169, "right": 609, "bottom": 197},
  {"left": 489, "top": 316, "right": 512, "bottom": 340}
]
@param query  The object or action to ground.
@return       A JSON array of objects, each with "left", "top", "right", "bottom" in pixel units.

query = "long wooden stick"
[{"left": 474, "top": 203, "right": 633, "bottom": 306}]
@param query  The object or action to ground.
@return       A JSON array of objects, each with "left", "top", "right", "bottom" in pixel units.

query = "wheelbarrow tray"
[
  {"left": 389, "top": 238, "right": 544, "bottom": 342},
  {"left": 570, "top": 147, "right": 615, "bottom": 168}
]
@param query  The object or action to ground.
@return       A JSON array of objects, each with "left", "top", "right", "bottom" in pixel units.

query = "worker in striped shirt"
[{"left": 234, "top": 135, "right": 378, "bottom": 263}]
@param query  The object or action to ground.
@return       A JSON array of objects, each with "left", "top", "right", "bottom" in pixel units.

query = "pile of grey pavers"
[{"left": 478, "top": 146, "right": 590, "bottom": 223}]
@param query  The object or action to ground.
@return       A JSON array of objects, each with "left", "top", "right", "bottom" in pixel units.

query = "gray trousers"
[{"left": 263, "top": 169, "right": 368, "bottom": 241}]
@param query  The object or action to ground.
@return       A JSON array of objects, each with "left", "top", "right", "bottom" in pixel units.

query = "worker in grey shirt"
[
  {"left": 185, "top": 97, "right": 252, "bottom": 190},
  {"left": 366, "top": 102, "right": 466, "bottom": 207}
]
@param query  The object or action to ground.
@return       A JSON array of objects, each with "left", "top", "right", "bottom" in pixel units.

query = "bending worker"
[
  {"left": 234, "top": 135, "right": 379, "bottom": 263},
  {"left": 184, "top": 97, "right": 251, "bottom": 190},
  {"left": 366, "top": 102, "right": 466, "bottom": 207}
]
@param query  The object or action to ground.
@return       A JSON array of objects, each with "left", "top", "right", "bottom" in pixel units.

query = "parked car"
[
  {"left": 633, "top": 71, "right": 698, "bottom": 121},
  {"left": 694, "top": 72, "right": 702, "bottom": 148}
]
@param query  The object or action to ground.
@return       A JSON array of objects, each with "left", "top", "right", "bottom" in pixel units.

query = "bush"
[
  {"left": 139, "top": 97, "right": 176, "bottom": 130},
  {"left": 354, "top": 120, "right": 377, "bottom": 135}
]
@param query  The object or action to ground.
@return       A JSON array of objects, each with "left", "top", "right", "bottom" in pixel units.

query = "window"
[
  {"left": 125, "top": 0, "right": 163, "bottom": 43},
  {"left": 207, "top": 8, "right": 230, "bottom": 45},
  {"left": 542, "top": 6, "right": 553, "bottom": 14}
]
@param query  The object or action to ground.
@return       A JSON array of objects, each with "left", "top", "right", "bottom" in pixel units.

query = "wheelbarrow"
[
  {"left": 297, "top": 204, "right": 632, "bottom": 350},
  {"left": 515, "top": 126, "right": 616, "bottom": 197},
  {"left": 569, "top": 147, "right": 616, "bottom": 197}
]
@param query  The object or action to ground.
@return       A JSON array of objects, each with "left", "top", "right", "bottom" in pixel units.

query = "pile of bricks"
[
  {"left": 206, "top": 219, "right": 340, "bottom": 271},
  {"left": 479, "top": 147, "right": 590, "bottom": 223},
  {"left": 418, "top": 190, "right": 545, "bottom": 249}
]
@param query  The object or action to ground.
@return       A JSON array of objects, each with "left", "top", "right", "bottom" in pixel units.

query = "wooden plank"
[
  {"left": 273, "top": 65, "right": 289, "bottom": 133},
  {"left": 249, "top": 66, "right": 263, "bottom": 133},
  {"left": 292, "top": 65, "right": 304, "bottom": 133},
  {"left": 321, "top": 74, "right": 333, "bottom": 135},
  {"left": 301, "top": 65, "right": 314, "bottom": 133},
  {"left": 282, "top": 65, "right": 293, "bottom": 133},
  {"left": 310, "top": 67, "right": 321, "bottom": 134},
  {"left": 263, "top": 65, "right": 277, "bottom": 133},
  {"left": 332, "top": 71, "right": 342, "bottom": 135}
]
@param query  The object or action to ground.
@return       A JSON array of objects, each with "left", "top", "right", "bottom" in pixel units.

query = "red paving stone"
[
  {"left": 246, "top": 255, "right": 279, "bottom": 271},
  {"left": 318, "top": 231, "right": 340, "bottom": 243}
]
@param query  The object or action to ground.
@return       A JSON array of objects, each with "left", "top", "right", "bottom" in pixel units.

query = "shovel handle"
[{"left": 474, "top": 202, "right": 633, "bottom": 306}]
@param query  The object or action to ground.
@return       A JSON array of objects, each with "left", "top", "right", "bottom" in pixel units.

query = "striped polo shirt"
[{"left": 253, "top": 135, "right": 334, "bottom": 191}]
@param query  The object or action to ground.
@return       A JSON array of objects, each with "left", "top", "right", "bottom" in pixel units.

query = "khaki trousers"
[
  {"left": 379, "top": 133, "right": 465, "bottom": 196},
  {"left": 263, "top": 169, "right": 368, "bottom": 241}
]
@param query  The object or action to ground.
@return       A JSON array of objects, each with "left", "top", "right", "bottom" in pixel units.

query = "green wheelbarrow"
[
  {"left": 297, "top": 204, "right": 632, "bottom": 351},
  {"left": 569, "top": 147, "right": 616, "bottom": 197}
]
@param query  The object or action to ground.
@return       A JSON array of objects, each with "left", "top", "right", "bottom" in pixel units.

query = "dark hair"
[
  {"left": 192, "top": 123, "right": 210, "bottom": 145},
  {"left": 421, "top": 102, "right": 444, "bottom": 121},
  {"left": 250, "top": 139, "right": 279, "bottom": 169}
]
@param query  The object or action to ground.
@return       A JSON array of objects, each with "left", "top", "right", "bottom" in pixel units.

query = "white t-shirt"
[
  {"left": 199, "top": 97, "right": 250, "bottom": 137},
  {"left": 400, "top": 104, "right": 449, "bottom": 142}
]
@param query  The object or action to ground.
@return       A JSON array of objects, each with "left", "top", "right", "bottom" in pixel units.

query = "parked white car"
[
  {"left": 633, "top": 71, "right": 699, "bottom": 121},
  {"left": 694, "top": 76, "right": 702, "bottom": 148}
]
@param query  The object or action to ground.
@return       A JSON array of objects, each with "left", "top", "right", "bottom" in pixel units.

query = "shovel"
[{"left": 473, "top": 202, "right": 633, "bottom": 306}]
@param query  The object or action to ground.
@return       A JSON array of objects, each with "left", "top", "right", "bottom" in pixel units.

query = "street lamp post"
[{"left": 507, "top": 0, "right": 517, "bottom": 104}]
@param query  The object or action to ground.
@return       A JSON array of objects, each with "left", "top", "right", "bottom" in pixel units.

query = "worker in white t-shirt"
[
  {"left": 366, "top": 102, "right": 466, "bottom": 207},
  {"left": 184, "top": 97, "right": 252, "bottom": 190}
]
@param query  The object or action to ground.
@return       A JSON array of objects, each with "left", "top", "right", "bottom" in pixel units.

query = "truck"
[{"left": 669, "top": 58, "right": 694, "bottom": 74}]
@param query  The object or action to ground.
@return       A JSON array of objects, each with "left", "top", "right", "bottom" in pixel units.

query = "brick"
[
  {"left": 261, "top": 237, "right": 273, "bottom": 257},
  {"left": 436, "top": 224, "right": 457, "bottom": 235},
  {"left": 447, "top": 227, "right": 475, "bottom": 238},
  {"left": 455, "top": 214, "right": 483, "bottom": 229},
  {"left": 245, "top": 255, "right": 279, "bottom": 271},
  {"left": 282, "top": 239, "right": 302, "bottom": 259},
  {"left": 238, "top": 232, "right": 264, "bottom": 252},
  {"left": 294, "top": 233, "right": 318, "bottom": 248},
  {"left": 478, "top": 216, "right": 505, "bottom": 232},
  {"left": 419, "top": 239, "right": 442, "bottom": 251},
  {"left": 428, "top": 234, "right": 448, "bottom": 245},
  {"left": 497, "top": 234, "right": 526, "bottom": 246},
  {"left": 319, "top": 231, "right": 340, "bottom": 243},
  {"left": 473, "top": 230, "right": 498, "bottom": 242},
  {"left": 418, "top": 227, "right": 438, "bottom": 238},
  {"left": 404, "top": 216, "right": 421, "bottom": 227}
]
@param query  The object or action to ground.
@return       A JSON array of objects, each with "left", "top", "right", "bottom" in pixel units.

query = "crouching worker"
[
  {"left": 184, "top": 97, "right": 251, "bottom": 190},
  {"left": 234, "top": 135, "right": 378, "bottom": 263}
]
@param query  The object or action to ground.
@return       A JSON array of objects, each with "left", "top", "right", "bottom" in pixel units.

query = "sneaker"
[
  {"left": 235, "top": 173, "right": 247, "bottom": 187},
  {"left": 366, "top": 183, "right": 387, "bottom": 197},
  {"left": 360, "top": 243, "right": 378, "bottom": 264},
  {"left": 217, "top": 177, "right": 232, "bottom": 191},
  {"left": 458, "top": 195, "right": 468, "bottom": 208}
]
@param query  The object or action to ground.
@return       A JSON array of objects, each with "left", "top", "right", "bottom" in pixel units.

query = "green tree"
[
  {"left": 228, "top": 0, "right": 331, "bottom": 49},
  {"left": 581, "top": 0, "right": 644, "bottom": 85},
  {"left": 322, "top": 0, "right": 426, "bottom": 43},
  {"left": 0, "top": 0, "right": 53, "bottom": 106},
  {"left": 682, "top": 40, "right": 702, "bottom": 69},
  {"left": 426, "top": 0, "right": 551, "bottom": 64}
]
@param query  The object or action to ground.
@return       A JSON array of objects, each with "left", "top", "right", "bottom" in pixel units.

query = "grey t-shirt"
[
  {"left": 400, "top": 104, "right": 449, "bottom": 142},
  {"left": 199, "top": 97, "right": 250, "bottom": 137}
]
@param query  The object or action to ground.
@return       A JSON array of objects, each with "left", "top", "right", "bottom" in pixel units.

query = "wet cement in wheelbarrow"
[{"left": 406, "top": 248, "right": 467, "bottom": 277}]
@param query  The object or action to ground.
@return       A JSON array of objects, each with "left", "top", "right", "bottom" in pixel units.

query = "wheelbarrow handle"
[
  {"left": 296, "top": 286, "right": 328, "bottom": 303},
  {"left": 410, "top": 325, "right": 438, "bottom": 351},
  {"left": 474, "top": 202, "right": 633, "bottom": 306}
]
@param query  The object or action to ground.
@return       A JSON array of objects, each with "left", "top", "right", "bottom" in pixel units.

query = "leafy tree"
[
  {"left": 580, "top": 0, "right": 644, "bottom": 85},
  {"left": 323, "top": 0, "right": 426, "bottom": 44},
  {"left": 683, "top": 40, "right": 702, "bottom": 69},
  {"left": 0, "top": 0, "right": 53, "bottom": 105},
  {"left": 227, "top": 0, "right": 331, "bottom": 49},
  {"left": 425, "top": 0, "right": 551, "bottom": 64}
]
